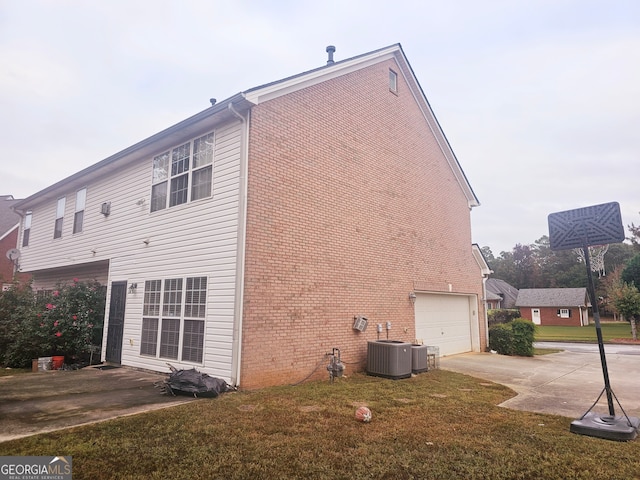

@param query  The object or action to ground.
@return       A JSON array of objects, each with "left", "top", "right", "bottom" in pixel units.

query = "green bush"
[
  {"left": 488, "top": 324, "right": 514, "bottom": 355},
  {"left": 511, "top": 318, "right": 536, "bottom": 357},
  {"left": 0, "top": 280, "right": 106, "bottom": 368},
  {"left": 488, "top": 309, "right": 521, "bottom": 326},
  {"left": 489, "top": 318, "right": 536, "bottom": 357},
  {"left": 0, "top": 282, "right": 38, "bottom": 367}
]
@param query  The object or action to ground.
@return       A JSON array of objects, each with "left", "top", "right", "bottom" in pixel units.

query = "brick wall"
[
  {"left": 0, "top": 228, "right": 18, "bottom": 284},
  {"left": 240, "top": 59, "right": 484, "bottom": 388}
]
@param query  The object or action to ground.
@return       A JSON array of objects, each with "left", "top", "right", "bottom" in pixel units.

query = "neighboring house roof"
[
  {"left": 515, "top": 288, "right": 590, "bottom": 308},
  {"left": 0, "top": 195, "right": 21, "bottom": 238},
  {"left": 485, "top": 278, "right": 519, "bottom": 309},
  {"left": 13, "top": 43, "right": 479, "bottom": 212},
  {"left": 485, "top": 290, "right": 502, "bottom": 302}
]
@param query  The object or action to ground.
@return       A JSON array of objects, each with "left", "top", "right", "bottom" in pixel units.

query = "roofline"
[
  {"left": 243, "top": 44, "right": 401, "bottom": 103},
  {"left": 13, "top": 93, "right": 250, "bottom": 211},
  {"left": 245, "top": 43, "right": 479, "bottom": 207},
  {"left": 395, "top": 44, "right": 480, "bottom": 207},
  {"left": 472, "top": 244, "right": 493, "bottom": 276},
  {"left": 0, "top": 223, "right": 18, "bottom": 242},
  {"left": 14, "top": 43, "right": 480, "bottom": 210}
]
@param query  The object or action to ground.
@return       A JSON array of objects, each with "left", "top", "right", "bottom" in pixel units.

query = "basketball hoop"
[
  {"left": 548, "top": 202, "right": 639, "bottom": 440},
  {"left": 574, "top": 244, "right": 609, "bottom": 277}
]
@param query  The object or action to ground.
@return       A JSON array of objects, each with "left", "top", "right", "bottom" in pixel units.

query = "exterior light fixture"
[{"left": 409, "top": 292, "right": 417, "bottom": 304}]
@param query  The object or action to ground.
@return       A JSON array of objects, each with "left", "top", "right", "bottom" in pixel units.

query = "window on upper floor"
[
  {"left": 73, "top": 188, "right": 86, "bottom": 234},
  {"left": 22, "top": 211, "right": 32, "bottom": 247},
  {"left": 150, "top": 132, "right": 214, "bottom": 212},
  {"left": 54, "top": 197, "right": 65, "bottom": 239},
  {"left": 389, "top": 69, "right": 398, "bottom": 93}
]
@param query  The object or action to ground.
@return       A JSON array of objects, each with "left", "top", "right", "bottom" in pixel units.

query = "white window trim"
[
  {"left": 150, "top": 131, "right": 214, "bottom": 212},
  {"left": 73, "top": 188, "right": 87, "bottom": 234},
  {"left": 54, "top": 197, "right": 66, "bottom": 239},
  {"left": 140, "top": 276, "right": 208, "bottom": 364}
]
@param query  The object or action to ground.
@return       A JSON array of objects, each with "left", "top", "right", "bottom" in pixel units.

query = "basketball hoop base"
[{"left": 570, "top": 412, "right": 639, "bottom": 441}]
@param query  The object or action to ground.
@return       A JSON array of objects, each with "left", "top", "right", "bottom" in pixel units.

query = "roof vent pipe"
[{"left": 326, "top": 45, "right": 336, "bottom": 65}]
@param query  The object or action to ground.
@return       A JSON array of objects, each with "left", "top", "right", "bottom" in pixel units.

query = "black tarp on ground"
[{"left": 160, "top": 368, "right": 236, "bottom": 398}]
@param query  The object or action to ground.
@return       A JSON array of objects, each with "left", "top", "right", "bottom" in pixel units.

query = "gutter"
[{"left": 12, "top": 93, "right": 248, "bottom": 212}]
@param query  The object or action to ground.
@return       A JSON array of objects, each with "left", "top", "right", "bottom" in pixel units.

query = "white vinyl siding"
[{"left": 21, "top": 120, "right": 243, "bottom": 382}]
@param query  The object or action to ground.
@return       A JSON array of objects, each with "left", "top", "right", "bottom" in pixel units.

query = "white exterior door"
[
  {"left": 531, "top": 308, "right": 541, "bottom": 325},
  {"left": 414, "top": 293, "right": 474, "bottom": 356}
]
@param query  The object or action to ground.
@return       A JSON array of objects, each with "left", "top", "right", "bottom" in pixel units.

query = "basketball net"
[{"left": 574, "top": 244, "right": 609, "bottom": 277}]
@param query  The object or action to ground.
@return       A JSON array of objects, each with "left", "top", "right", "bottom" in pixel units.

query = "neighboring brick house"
[
  {"left": 0, "top": 195, "right": 29, "bottom": 289},
  {"left": 12, "top": 44, "right": 486, "bottom": 389},
  {"left": 516, "top": 288, "right": 590, "bottom": 327},
  {"left": 485, "top": 278, "right": 518, "bottom": 309}
]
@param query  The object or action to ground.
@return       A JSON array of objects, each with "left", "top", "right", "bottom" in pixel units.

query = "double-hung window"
[
  {"left": 22, "top": 212, "right": 32, "bottom": 247},
  {"left": 54, "top": 197, "right": 65, "bottom": 239},
  {"left": 140, "top": 276, "right": 207, "bottom": 364},
  {"left": 73, "top": 188, "right": 86, "bottom": 234},
  {"left": 150, "top": 132, "right": 214, "bottom": 212}
]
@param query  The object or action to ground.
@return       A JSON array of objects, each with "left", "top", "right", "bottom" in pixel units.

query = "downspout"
[
  {"left": 481, "top": 276, "right": 490, "bottom": 351},
  {"left": 228, "top": 102, "right": 249, "bottom": 387}
]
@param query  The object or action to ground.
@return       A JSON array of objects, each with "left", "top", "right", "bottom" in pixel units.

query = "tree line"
[
  {"left": 481, "top": 237, "right": 636, "bottom": 292},
  {"left": 480, "top": 216, "right": 640, "bottom": 335}
]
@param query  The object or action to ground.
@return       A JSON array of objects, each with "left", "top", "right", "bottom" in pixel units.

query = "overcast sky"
[{"left": 1, "top": 0, "right": 638, "bottom": 254}]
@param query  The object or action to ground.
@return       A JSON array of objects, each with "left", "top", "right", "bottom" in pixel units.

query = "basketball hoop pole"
[
  {"left": 550, "top": 202, "right": 639, "bottom": 439},
  {"left": 582, "top": 242, "right": 615, "bottom": 416}
]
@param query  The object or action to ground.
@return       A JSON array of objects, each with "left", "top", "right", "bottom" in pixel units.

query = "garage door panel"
[{"left": 415, "top": 294, "right": 472, "bottom": 356}]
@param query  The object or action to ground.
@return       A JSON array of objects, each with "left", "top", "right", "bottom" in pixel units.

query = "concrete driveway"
[
  {"left": 440, "top": 343, "right": 640, "bottom": 419},
  {"left": 0, "top": 366, "right": 195, "bottom": 442}
]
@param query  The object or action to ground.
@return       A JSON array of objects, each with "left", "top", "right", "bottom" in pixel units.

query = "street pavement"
[{"left": 440, "top": 342, "right": 640, "bottom": 419}]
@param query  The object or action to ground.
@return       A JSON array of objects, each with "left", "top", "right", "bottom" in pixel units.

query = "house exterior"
[
  {"left": 12, "top": 44, "right": 486, "bottom": 389},
  {"left": 485, "top": 278, "right": 518, "bottom": 309},
  {"left": 0, "top": 195, "right": 30, "bottom": 289},
  {"left": 516, "top": 288, "right": 590, "bottom": 327}
]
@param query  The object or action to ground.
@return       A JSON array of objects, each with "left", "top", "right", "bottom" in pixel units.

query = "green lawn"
[
  {"left": 1, "top": 370, "right": 638, "bottom": 479},
  {"left": 535, "top": 322, "right": 635, "bottom": 342}
]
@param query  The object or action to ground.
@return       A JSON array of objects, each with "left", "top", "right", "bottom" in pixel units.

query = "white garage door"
[{"left": 414, "top": 293, "right": 473, "bottom": 356}]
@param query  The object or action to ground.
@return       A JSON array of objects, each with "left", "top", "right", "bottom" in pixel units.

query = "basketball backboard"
[{"left": 548, "top": 202, "right": 625, "bottom": 251}]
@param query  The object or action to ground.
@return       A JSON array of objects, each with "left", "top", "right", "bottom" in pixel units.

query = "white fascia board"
[
  {"left": 472, "top": 244, "right": 493, "bottom": 276},
  {"left": 395, "top": 54, "right": 480, "bottom": 208},
  {"left": 243, "top": 47, "right": 399, "bottom": 105},
  {"left": 245, "top": 43, "right": 479, "bottom": 208}
]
